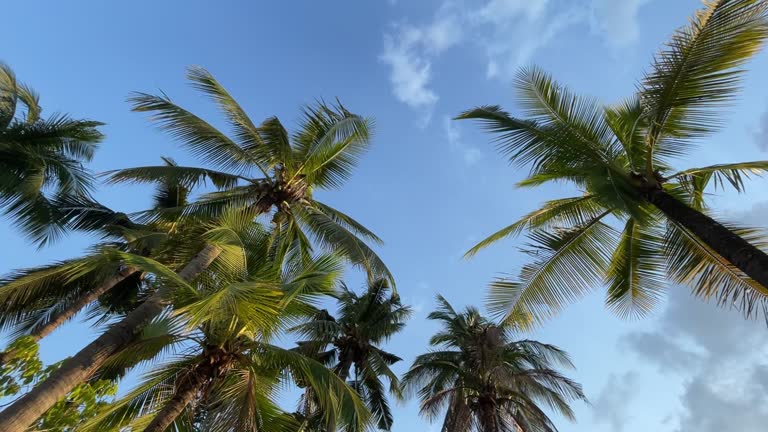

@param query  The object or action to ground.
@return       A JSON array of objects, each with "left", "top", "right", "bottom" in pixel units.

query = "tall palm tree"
[
  {"left": 0, "top": 68, "right": 390, "bottom": 432},
  {"left": 403, "top": 297, "right": 586, "bottom": 432},
  {"left": 458, "top": 0, "right": 768, "bottom": 323},
  {"left": 292, "top": 279, "right": 411, "bottom": 430},
  {"left": 0, "top": 63, "right": 103, "bottom": 245},
  {"left": 0, "top": 158, "right": 190, "bottom": 366},
  {"left": 79, "top": 239, "right": 372, "bottom": 432}
]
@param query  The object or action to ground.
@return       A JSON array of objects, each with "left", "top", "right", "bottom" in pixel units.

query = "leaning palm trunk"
[
  {"left": 144, "top": 359, "right": 221, "bottom": 432},
  {"left": 647, "top": 189, "right": 768, "bottom": 291},
  {"left": 0, "top": 267, "right": 140, "bottom": 366},
  {"left": 0, "top": 245, "right": 222, "bottom": 432}
]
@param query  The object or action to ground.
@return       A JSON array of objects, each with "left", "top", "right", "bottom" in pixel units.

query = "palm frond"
[
  {"left": 671, "top": 160, "right": 768, "bottom": 193},
  {"left": 487, "top": 212, "right": 616, "bottom": 325},
  {"left": 605, "top": 218, "right": 667, "bottom": 319},
  {"left": 296, "top": 102, "right": 372, "bottom": 190},
  {"left": 465, "top": 195, "right": 602, "bottom": 257},
  {"left": 295, "top": 205, "right": 394, "bottom": 288},
  {"left": 663, "top": 218, "right": 768, "bottom": 318},
  {"left": 641, "top": 0, "right": 768, "bottom": 162},
  {"left": 129, "top": 92, "right": 258, "bottom": 173}
]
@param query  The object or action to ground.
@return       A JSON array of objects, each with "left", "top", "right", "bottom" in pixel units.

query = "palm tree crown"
[
  {"left": 292, "top": 278, "right": 411, "bottom": 430},
  {"left": 0, "top": 63, "right": 103, "bottom": 245},
  {"left": 107, "top": 66, "right": 392, "bottom": 284},
  {"left": 458, "top": 0, "right": 768, "bottom": 323},
  {"left": 403, "top": 296, "right": 586, "bottom": 432}
]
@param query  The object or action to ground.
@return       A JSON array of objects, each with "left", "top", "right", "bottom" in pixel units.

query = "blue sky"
[{"left": 2, "top": 0, "right": 768, "bottom": 431}]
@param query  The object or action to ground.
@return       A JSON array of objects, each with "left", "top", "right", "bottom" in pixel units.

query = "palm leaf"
[
  {"left": 641, "top": 0, "right": 768, "bottom": 162},
  {"left": 129, "top": 92, "right": 258, "bottom": 173},
  {"left": 605, "top": 218, "right": 667, "bottom": 319},
  {"left": 487, "top": 211, "right": 616, "bottom": 325}
]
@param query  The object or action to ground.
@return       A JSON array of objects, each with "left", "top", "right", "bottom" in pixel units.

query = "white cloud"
[
  {"left": 614, "top": 281, "right": 768, "bottom": 431},
  {"left": 380, "top": 30, "right": 439, "bottom": 109},
  {"left": 444, "top": 116, "right": 482, "bottom": 165},
  {"left": 473, "top": 0, "right": 549, "bottom": 25},
  {"left": 590, "top": 0, "right": 652, "bottom": 47},
  {"left": 381, "top": 0, "right": 655, "bottom": 113},
  {"left": 379, "top": 12, "right": 463, "bottom": 116},
  {"left": 592, "top": 372, "right": 639, "bottom": 432}
]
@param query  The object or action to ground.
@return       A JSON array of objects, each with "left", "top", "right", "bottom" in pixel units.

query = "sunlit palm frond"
[
  {"left": 641, "top": 0, "right": 768, "bottom": 161},
  {"left": 670, "top": 160, "right": 768, "bottom": 194},
  {"left": 185, "top": 66, "right": 273, "bottom": 174}
]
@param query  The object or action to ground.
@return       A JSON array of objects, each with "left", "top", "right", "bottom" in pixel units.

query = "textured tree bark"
[
  {"left": 647, "top": 189, "right": 768, "bottom": 293},
  {"left": 0, "top": 267, "right": 139, "bottom": 366},
  {"left": 0, "top": 245, "right": 222, "bottom": 432},
  {"left": 144, "top": 362, "right": 214, "bottom": 432},
  {"left": 478, "top": 398, "right": 499, "bottom": 432}
]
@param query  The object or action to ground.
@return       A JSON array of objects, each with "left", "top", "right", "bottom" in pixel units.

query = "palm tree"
[
  {"left": 403, "top": 297, "right": 586, "bottom": 432},
  {"left": 0, "top": 68, "right": 390, "bottom": 431},
  {"left": 458, "top": 0, "right": 768, "bottom": 323},
  {"left": 0, "top": 158, "right": 189, "bottom": 366},
  {"left": 0, "top": 63, "right": 103, "bottom": 245},
  {"left": 292, "top": 279, "right": 411, "bottom": 430},
  {"left": 80, "top": 241, "right": 371, "bottom": 432}
]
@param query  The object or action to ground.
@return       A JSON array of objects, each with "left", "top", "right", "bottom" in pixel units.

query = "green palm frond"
[
  {"left": 174, "top": 280, "right": 283, "bottom": 334},
  {"left": 671, "top": 160, "right": 768, "bottom": 193},
  {"left": 311, "top": 201, "right": 383, "bottom": 245},
  {"left": 295, "top": 205, "right": 394, "bottom": 287},
  {"left": 405, "top": 299, "right": 585, "bottom": 431},
  {"left": 262, "top": 344, "right": 372, "bottom": 431},
  {"left": 603, "top": 97, "right": 649, "bottom": 172},
  {"left": 129, "top": 92, "right": 258, "bottom": 174},
  {"left": 514, "top": 66, "right": 616, "bottom": 163},
  {"left": 78, "top": 356, "right": 199, "bottom": 431},
  {"left": 104, "top": 164, "right": 244, "bottom": 190},
  {"left": 664, "top": 220, "right": 768, "bottom": 317},
  {"left": 465, "top": 195, "right": 602, "bottom": 257},
  {"left": 185, "top": 66, "right": 273, "bottom": 174},
  {"left": 297, "top": 103, "right": 372, "bottom": 190},
  {"left": 487, "top": 212, "right": 617, "bottom": 325},
  {"left": 605, "top": 219, "right": 667, "bottom": 319},
  {"left": 641, "top": 0, "right": 768, "bottom": 161}
]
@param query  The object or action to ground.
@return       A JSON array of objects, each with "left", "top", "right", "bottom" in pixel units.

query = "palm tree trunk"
[
  {"left": 479, "top": 399, "right": 499, "bottom": 432},
  {"left": 0, "top": 244, "right": 222, "bottom": 432},
  {"left": 0, "top": 267, "right": 140, "bottom": 366},
  {"left": 648, "top": 189, "right": 768, "bottom": 292},
  {"left": 144, "top": 362, "right": 214, "bottom": 432}
]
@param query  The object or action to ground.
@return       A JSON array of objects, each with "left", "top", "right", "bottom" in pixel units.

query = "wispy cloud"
[
  {"left": 590, "top": 0, "right": 654, "bottom": 48},
  {"left": 592, "top": 372, "right": 639, "bottom": 432},
  {"left": 381, "top": 0, "right": 651, "bottom": 116},
  {"left": 444, "top": 116, "right": 482, "bottom": 165},
  {"left": 379, "top": 10, "right": 463, "bottom": 115}
]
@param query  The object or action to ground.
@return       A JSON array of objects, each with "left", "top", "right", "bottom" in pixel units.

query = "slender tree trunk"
[
  {"left": 0, "top": 267, "right": 140, "bottom": 366},
  {"left": 0, "top": 245, "right": 222, "bottom": 432},
  {"left": 648, "top": 189, "right": 768, "bottom": 293},
  {"left": 144, "top": 362, "right": 214, "bottom": 432},
  {"left": 479, "top": 399, "right": 499, "bottom": 432}
]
